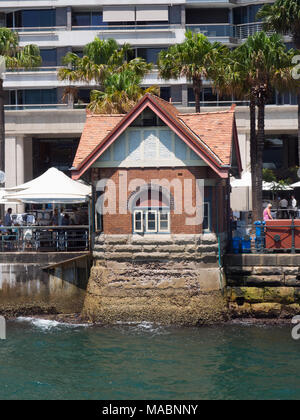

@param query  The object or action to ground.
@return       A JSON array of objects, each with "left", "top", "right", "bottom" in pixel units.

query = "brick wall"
[{"left": 92, "top": 167, "right": 228, "bottom": 235}]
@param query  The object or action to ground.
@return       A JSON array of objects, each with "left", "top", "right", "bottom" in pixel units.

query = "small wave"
[
  {"left": 115, "top": 320, "right": 168, "bottom": 335},
  {"left": 16, "top": 317, "right": 90, "bottom": 330}
]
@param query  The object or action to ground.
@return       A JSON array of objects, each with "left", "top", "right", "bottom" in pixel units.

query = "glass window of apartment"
[
  {"left": 234, "top": 5, "right": 261, "bottom": 24},
  {"left": 72, "top": 11, "right": 106, "bottom": 27},
  {"left": 160, "top": 87, "right": 171, "bottom": 102},
  {"left": 263, "top": 137, "right": 284, "bottom": 169},
  {"left": 203, "top": 88, "right": 217, "bottom": 105},
  {"left": 186, "top": 8, "right": 229, "bottom": 24},
  {"left": 77, "top": 89, "right": 91, "bottom": 104},
  {"left": 72, "top": 12, "right": 90, "bottom": 27},
  {"left": 40, "top": 49, "right": 57, "bottom": 67},
  {"left": 137, "top": 48, "right": 166, "bottom": 64},
  {"left": 33, "top": 138, "right": 80, "bottom": 177},
  {"left": 21, "top": 89, "right": 57, "bottom": 105},
  {"left": 18, "top": 9, "right": 56, "bottom": 28},
  {"left": 91, "top": 12, "right": 105, "bottom": 26}
]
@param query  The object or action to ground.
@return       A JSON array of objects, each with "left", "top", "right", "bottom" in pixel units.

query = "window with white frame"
[{"left": 133, "top": 209, "right": 170, "bottom": 234}]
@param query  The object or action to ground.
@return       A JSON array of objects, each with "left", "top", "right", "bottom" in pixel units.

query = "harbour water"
[{"left": 0, "top": 319, "right": 300, "bottom": 400}]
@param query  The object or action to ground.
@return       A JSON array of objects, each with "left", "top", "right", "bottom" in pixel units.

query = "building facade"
[
  {"left": 72, "top": 94, "right": 241, "bottom": 236},
  {"left": 71, "top": 93, "right": 242, "bottom": 324},
  {"left": 1, "top": 0, "right": 298, "bottom": 212}
]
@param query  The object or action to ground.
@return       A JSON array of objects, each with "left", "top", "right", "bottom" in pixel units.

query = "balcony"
[
  {"left": 4, "top": 67, "right": 62, "bottom": 89},
  {"left": 14, "top": 24, "right": 184, "bottom": 48},
  {"left": 11, "top": 21, "right": 273, "bottom": 48},
  {"left": 186, "top": 24, "right": 236, "bottom": 44}
]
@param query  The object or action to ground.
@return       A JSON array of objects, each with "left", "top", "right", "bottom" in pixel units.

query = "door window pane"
[
  {"left": 147, "top": 211, "right": 157, "bottom": 232},
  {"left": 159, "top": 212, "right": 170, "bottom": 232},
  {"left": 134, "top": 211, "right": 143, "bottom": 233}
]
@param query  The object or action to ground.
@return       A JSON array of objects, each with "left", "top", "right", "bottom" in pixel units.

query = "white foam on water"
[
  {"left": 115, "top": 320, "right": 168, "bottom": 335},
  {"left": 16, "top": 317, "right": 90, "bottom": 330}
]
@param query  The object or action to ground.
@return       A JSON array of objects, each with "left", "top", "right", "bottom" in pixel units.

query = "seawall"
[
  {"left": 225, "top": 254, "right": 300, "bottom": 319},
  {"left": 82, "top": 234, "right": 228, "bottom": 325},
  {"left": 0, "top": 252, "right": 91, "bottom": 317}
]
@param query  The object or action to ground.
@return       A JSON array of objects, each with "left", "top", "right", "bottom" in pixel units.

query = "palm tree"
[
  {"left": 58, "top": 38, "right": 152, "bottom": 106},
  {"left": 241, "top": 33, "right": 294, "bottom": 222},
  {"left": 213, "top": 32, "right": 294, "bottom": 223},
  {"left": 88, "top": 70, "right": 159, "bottom": 114},
  {"left": 157, "top": 31, "right": 228, "bottom": 113},
  {"left": 0, "top": 28, "right": 41, "bottom": 174},
  {"left": 257, "top": 0, "right": 300, "bottom": 166}
]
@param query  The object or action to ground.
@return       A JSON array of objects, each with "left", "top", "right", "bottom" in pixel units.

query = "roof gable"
[
  {"left": 93, "top": 125, "right": 207, "bottom": 168},
  {"left": 72, "top": 94, "right": 242, "bottom": 180}
]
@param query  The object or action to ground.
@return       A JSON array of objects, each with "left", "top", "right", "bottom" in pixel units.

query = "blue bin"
[
  {"left": 232, "top": 237, "right": 241, "bottom": 254},
  {"left": 241, "top": 236, "right": 251, "bottom": 253},
  {"left": 254, "top": 221, "right": 265, "bottom": 238}
]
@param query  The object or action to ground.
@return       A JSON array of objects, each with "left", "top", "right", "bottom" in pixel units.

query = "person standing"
[
  {"left": 279, "top": 197, "right": 288, "bottom": 219},
  {"left": 290, "top": 195, "right": 297, "bottom": 219},
  {"left": 263, "top": 203, "right": 273, "bottom": 221},
  {"left": 4, "top": 208, "right": 12, "bottom": 227},
  {"left": 51, "top": 208, "right": 59, "bottom": 226}
]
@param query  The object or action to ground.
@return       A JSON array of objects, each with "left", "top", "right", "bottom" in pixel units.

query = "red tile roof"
[
  {"left": 73, "top": 114, "right": 124, "bottom": 168},
  {"left": 178, "top": 111, "right": 235, "bottom": 166},
  {"left": 72, "top": 94, "right": 241, "bottom": 178}
]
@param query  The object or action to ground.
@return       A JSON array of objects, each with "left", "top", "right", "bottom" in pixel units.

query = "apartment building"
[{"left": 0, "top": 0, "right": 298, "bottom": 211}]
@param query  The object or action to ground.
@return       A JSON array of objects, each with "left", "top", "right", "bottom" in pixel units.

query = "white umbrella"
[
  {"left": 231, "top": 173, "right": 293, "bottom": 190},
  {"left": 263, "top": 181, "right": 293, "bottom": 191},
  {"left": 4, "top": 168, "right": 91, "bottom": 204},
  {"left": 0, "top": 188, "right": 22, "bottom": 204},
  {"left": 291, "top": 181, "right": 300, "bottom": 188}
]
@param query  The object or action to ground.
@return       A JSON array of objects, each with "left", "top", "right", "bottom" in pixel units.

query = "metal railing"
[
  {"left": 0, "top": 226, "right": 89, "bottom": 252},
  {"left": 232, "top": 210, "right": 300, "bottom": 254},
  {"left": 235, "top": 22, "right": 266, "bottom": 40},
  {"left": 188, "top": 100, "right": 250, "bottom": 107},
  {"left": 10, "top": 22, "right": 284, "bottom": 41},
  {"left": 186, "top": 24, "right": 237, "bottom": 38},
  {"left": 6, "top": 66, "right": 61, "bottom": 73},
  {"left": 4, "top": 104, "right": 69, "bottom": 111},
  {"left": 72, "top": 24, "right": 178, "bottom": 32},
  {"left": 12, "top": 26, "right": 66, "bottom": 33}
]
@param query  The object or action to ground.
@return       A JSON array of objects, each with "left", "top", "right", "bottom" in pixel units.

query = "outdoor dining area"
[
  {"left": 0, "top": 168, "right": 91, "bottom": 253},
  {"left": 231, "top": 172, "right": 300, "bottom": 254}
]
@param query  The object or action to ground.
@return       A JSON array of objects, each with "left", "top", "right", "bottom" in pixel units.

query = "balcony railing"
[
  {"left": 6, "top": 66, "right": 60, "bottom": 73},
  {"left": 186, "top": 24, "right": 236, "bottom": 38},
  {"left": 72, "top": 24, "right": 179, "bottom": 32},
  {"left": 235, "top": 22, "right": 265, "bottom": 40},
  {"left": 12, "top": 26, "right": 66, "bottom": 33},
  {"left": 188, "top": 100, "right": 250, "bottom": 107},
  {"left": 10, "top": 22, "right": 271, "bottom": 40},
  {"left": 0, "top": 226, "right": 90, "bottom": 253},
  {"left": 4, "top": 104, "right": 69, "bottom": 111}
]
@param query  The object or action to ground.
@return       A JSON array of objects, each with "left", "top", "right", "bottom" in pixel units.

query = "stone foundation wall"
[
  {"left": 82, "top": 234, "right": 228, "bottom": 325},
  {"left": 225, "top": 254, "right": 300, "bottom": 319},
  {"left": 0, "top": 253, "right": 90, "bottom": 317}
]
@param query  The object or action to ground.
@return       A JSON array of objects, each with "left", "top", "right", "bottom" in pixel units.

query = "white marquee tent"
[
  {"left": 4, "top": 168, "right": 91, "bottom": 204},
  {"left": 231, "top": 172, "right": 293, "bottom": 191}
]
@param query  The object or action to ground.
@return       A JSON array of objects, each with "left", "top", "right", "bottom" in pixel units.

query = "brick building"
[{"left": 72, "top": 94, "right": 241, "bottom": 240}]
